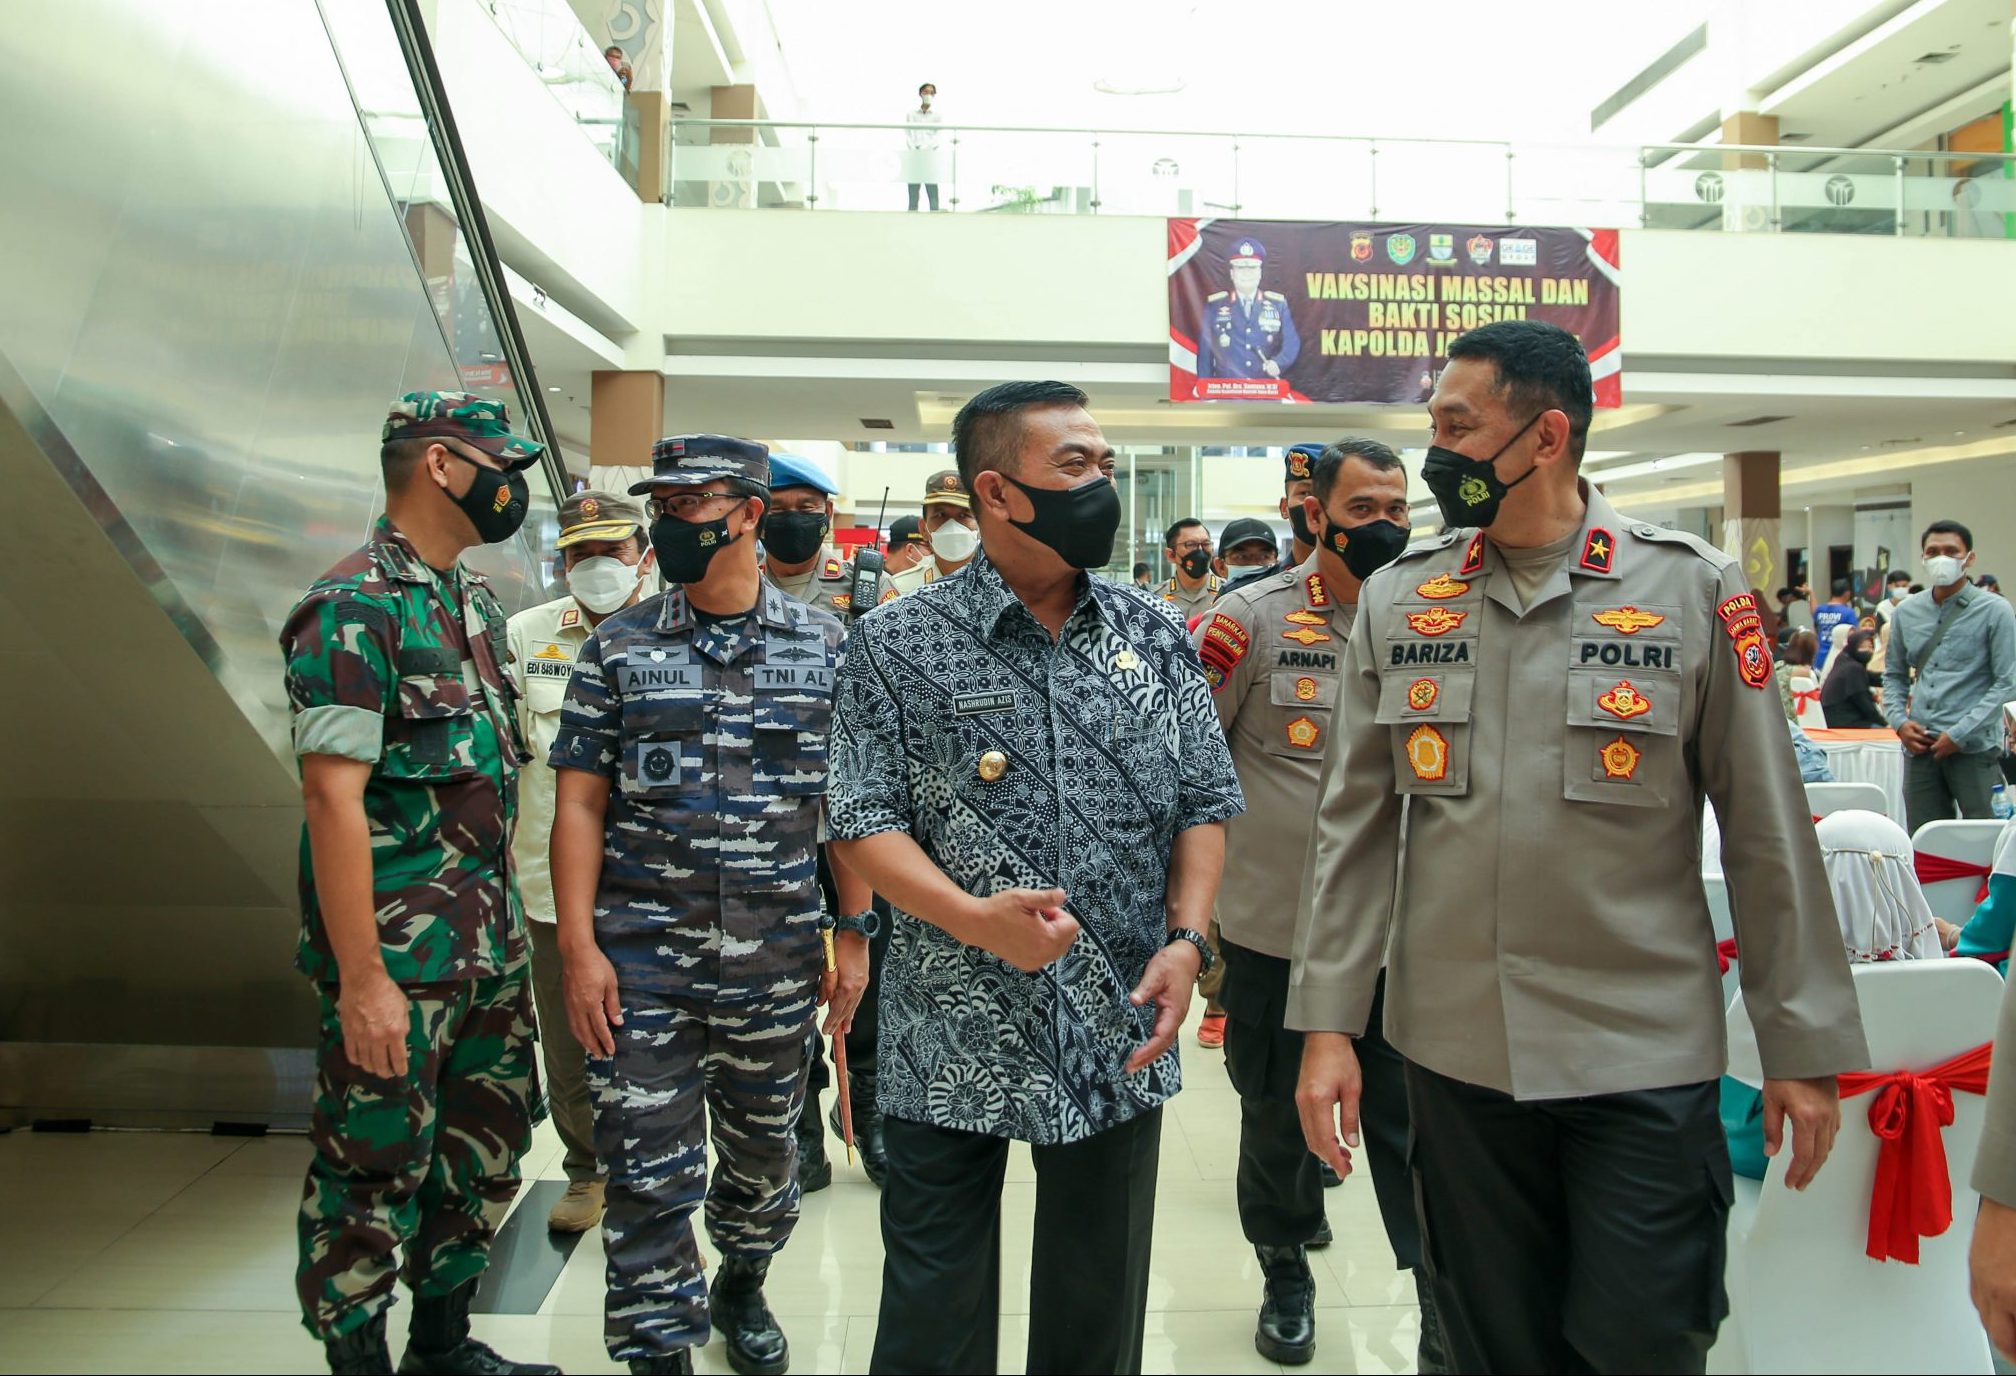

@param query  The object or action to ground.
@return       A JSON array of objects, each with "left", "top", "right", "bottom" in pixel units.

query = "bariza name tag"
[{"left": 954, "top": 691, "right": 1016, "bottom": 718}]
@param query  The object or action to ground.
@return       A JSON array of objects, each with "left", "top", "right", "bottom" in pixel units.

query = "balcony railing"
[
  {"left": 666, "top": 120, "right": 2016, "bottom": 237},
  {"left": 478, "top": 0, "right": 627, "bottom": 169}
]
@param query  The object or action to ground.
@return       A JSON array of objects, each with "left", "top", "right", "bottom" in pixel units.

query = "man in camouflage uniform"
[
  {"left": 282, "top": 392, "right": 557, "bottom": 1376},
  {"left": 756, "top": 451, "right": 893, "bottom": 1190},
  {"left": 548, "top": 435, "right": 867, "bottom": 1376}
]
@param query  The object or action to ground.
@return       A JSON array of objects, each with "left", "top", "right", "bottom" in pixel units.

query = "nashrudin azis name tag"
[{"left": 954, "top": 691, "right": 1015, "bottom": 718}]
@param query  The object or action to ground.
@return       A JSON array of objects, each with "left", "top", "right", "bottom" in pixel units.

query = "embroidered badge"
[
  {"left": 1580, "top": 528, "right": 1615, "bottom": 574},
  {"left": 1294, "top": 676, "right": 1319, "bottom": 701},
  {"left": 1597, "top": 681, "right": 1653, "bottom": 721},
  {"left": 822, "top": 557, "right": 844, "bottom": 579},
  {"left": 533, "top": 642, "right": 570, "bottom": 660},
  {"left": 831, "top": 594, "right": 853, "bottom": 610},
  {"left": 579, "top": 497, "right": 601, "bottom": 520},
  {"left": 1590, "top": 607, "right": 1664, "bottom": 635},
  {"left": 1600, "top": 736, "right": 1642, "bottom": 780},
  {"left": 1459, "top": 533, "right": 1486, "bottom": 575},
  {"left": 1732, "top": 622, "right": 1772, "bottom": 690},
  {"left": 1716, "top": 592, "right": 1760, "bottom": 626},
  {"left": 1406, "top": 678, "right": 1439, "bottom": 712},
  {"left": 1415, "top": 573, "right": 1471, "bottom": 600},
  {"left": 1405, "top": 607, "right": 1468, "bottom": 637},
  {"left": 1305, "top": 572, "right": 1331, "bottom": 607},
  {"left": 1405, "top": 724, "right": 1450, "bottom": 781},
  {"left": 1200, "top": 613, "right": 1251, "bottom": 675},
  {"left": 1284, "top": 609, "right": 1325, "bottom": 626},
  {"left": 1204, "top": 663, "right": 1226, "bottom": 692},
  {"left": 1281, "top": 626, "right": 1333, "bottom": 646},
  {"left": 1286, "top": 716, "right": 1321, "bottom": 750}
]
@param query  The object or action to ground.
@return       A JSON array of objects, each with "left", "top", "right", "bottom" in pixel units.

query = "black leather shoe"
[
  {"left": 1415, "top": 1272, "right": 1452, "bottom": 1375},
  {"left": 1254, "top": 1245, "right": 1316, "bottom": 1366},
  {"left": 399, "top": 1281, "right": 559, "bottom": 1374},
  {"left": 710, "top": 1255, "right": 789, "bottom": 1375},
  {"left": 1307, "top": 1216, "right": 1333, "bottom": 1249},
  {"left": 795, "top": 1096, "right": 831, "bottom": 1194},
  {"left": 627, "top": 1353, "right": 694, "bottom": 1375},
  {"left": 325, "top": 1311, "right": 392, "bottom": 1375},
  {"left": 830, "top": 1072, "right": 888, "bottom": 1188},
  {"left": 1318, "top": 1159, "right": 1342, "bottom": 1189}
]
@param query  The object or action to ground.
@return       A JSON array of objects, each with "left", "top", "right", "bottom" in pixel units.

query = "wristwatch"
[
  {"left": 834, "top": 909, "right": 881, "bottom": 939},
  {"left": 1166, "top": 927, "right": 1214, "bottom": 974}
]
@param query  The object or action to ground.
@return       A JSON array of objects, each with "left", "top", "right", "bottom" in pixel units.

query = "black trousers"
[
  {"left": 1219, "top": 941, "right": 1420, "bottom": 1269},
  {"left": 869, "top": 1109, "right": 1162, "bottom": 1375},
  {"left": 1404, "top": 1060, "right": 1732, "bottom": 1375}
]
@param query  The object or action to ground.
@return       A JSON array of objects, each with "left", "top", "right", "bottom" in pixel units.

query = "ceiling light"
[
  {"left": 860, "top": 419, "right": 895, "bottom": 430},
  {"left": 547, "top": 385, "right": 561, "bottom": 392}
]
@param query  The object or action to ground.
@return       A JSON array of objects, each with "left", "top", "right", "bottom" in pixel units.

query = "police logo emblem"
[
  {"left": 1204, "top": 663, "right": 1226, "bottom": 692},
  {"left": 1405, "top": 724, "right": 1449, "bottom": 781},
  {"left": 642, "top": 746, "right": 676, "bottom": 782},
  {"left": 1294, "top": 676, "right": 1319, "bottom": 701},
  {"left": 579, "top": 497, "right": 600, "bottom": 520},
  {"left": 1286, "top": 716, "right": 1321, "bottom": 750},
  {"left": 1591, "top": 607, "right": 1665, "bottom": 634},
  {"left": 1219, "top": 334, "right": 1232, "bottom": 348},
  {"left": 1458, "top": 475, "right": 1491, "bottom": 508},
  {"left": 1288, "top": 452, "right": 1312, "bottom": 479},
  {"left": 1466, "top": 234, "right": 1493, "bottom": 265},
  {"left": 1733, "top": 624, "right": 1772, "bottom": 690},
  {"left": 1405, "top": 608, "right": 1468, "bottom": 637},
  {"left": 1386, "top": 233, "right": 1417, "bottom": 266},
  {"left": 1600, "top": 736, "right": 1642, "bottom": 780},
  {"left": 1414, "top": 573, "right": 1470, "bottom": 600},
  {"left": 1350, "top": 233, "right": 1373, "bottom": 262},
  {"left": 1597, "top": 681, "right": 1652, "bottom": 721},
  {"left": 699, "top": 529, "right": 718, "bottom": 546},
  {"left": 1406, "top": 678, "right": 1439, "bottom": 711},
  {"left": 1281, "top": 626, "right": 1332, "bottom": 646}
]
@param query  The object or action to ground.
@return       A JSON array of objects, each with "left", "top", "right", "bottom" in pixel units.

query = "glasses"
[{"left": 646, "top": 492, "right": 738, "bottom": 520}]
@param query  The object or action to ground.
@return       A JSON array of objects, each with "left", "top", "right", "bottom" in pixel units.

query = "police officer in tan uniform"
[
  {"left": 1291, "top": 321, "right": 1868, "bottom": 1375},
  {"left": 760, "top": 453, "right": 898, "bottom": 616},
  {"left": 1161, "top": 517, "right": 1223, "bottom": 620},
  {"left": 505, "top": 489, "right": 653, "bottom": 1234},
  {"left": 1281, "top": 444, "right": 1322, "bottom": 566},
  {"left": 1194, "top": 440, "right": 1445, "bottom": 1370}
]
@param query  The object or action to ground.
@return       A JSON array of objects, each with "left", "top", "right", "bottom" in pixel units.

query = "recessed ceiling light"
[
  {"left": 548, "top": 385, "right": 561, "bottom": 392},
  {"left": 860, "top": 419, "right": 895, "bottom": 430}
]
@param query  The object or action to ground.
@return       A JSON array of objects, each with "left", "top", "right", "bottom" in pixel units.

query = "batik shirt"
[{"left": 828, "top": 552, "right": 1244, "bottom": 1143}]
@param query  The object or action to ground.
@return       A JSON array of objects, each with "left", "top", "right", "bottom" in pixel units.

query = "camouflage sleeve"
[
  {"left": 282, "top": 587, "right": 394, "bottom": 763},
  {"left": 548, "top": 629, "right": 620, "bottom": 777}
]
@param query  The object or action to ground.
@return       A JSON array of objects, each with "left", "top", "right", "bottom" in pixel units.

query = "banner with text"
[{"left": 1168, "top": 219, "right": 1622, "bottom": 406}]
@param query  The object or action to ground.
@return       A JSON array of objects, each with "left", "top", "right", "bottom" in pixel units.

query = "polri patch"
[
  {"left": 1405, "top": 724, "right": 1450, "bottom": 782},
  {"left": 1600, "top": 736, "right": 1642, "bottom": 779},
  {"left": 1406, "top": 607, "right": 1468, "bottom": 637},
  {"left": 1592, "top": 606, "right": 1664, "bottom": 634}
]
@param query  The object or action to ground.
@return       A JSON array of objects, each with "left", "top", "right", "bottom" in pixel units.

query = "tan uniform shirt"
[
  {"left": 1162, "top": 573, "right": 1224, "bottom": 622},
  {"left": 886, "top": 558, "right": 930, "bottom": 596},
  {"left": 504, "top": 593, "right": 594, "bottom": 925},
  {"left": 1192, "top": 557, "right": 1356, "bottom": 958},
  {"left": 1288, "top": 484, "right": 1868, "bottom": 1099},
  {"left": 1975, "top": 971, "right": 2016, "bottom": 1205},
  {"left": 765, "top": 547, "right": 899, "bottom": 618}
]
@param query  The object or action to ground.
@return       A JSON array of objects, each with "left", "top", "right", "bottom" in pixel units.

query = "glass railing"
[
  {"left": 665, "top": 121, "right": 2016, "bottom": 237},
  {"left": 477, "top": 0, "right": 627, "bottom": 168}
]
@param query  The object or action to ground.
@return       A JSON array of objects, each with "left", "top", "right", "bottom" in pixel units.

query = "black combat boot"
[
  {"left": 709, "top": 1255, "right": 789, "bottom": 1376},
  {"left": 1307, "top": 1215, "right": 1333, "bottom": 1249},
  {"left": 1415, "top": 1271, "right": 1452, "bottom": 1375},
  {"left": 1254, "top": 1244, "right": 1316, "bottom": 1366},
  {"left": 325, "top": 1311, "right": 392, "bottom": 1375},
  {"left": 796, "top": 1092, "right": 832, "bottom": 1194},
  {"left": 397, "top": 1280, "right": 561, "bottom": 1374},
  {"left": 830, "top": 1070, "right": 887, "bottom": 1187},
  {"left": 627, "top": 1352, "right": 694, "bottom": 1375}
]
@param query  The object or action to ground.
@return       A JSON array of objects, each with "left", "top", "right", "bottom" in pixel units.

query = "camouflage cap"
[
  {"left": 922, "top": 468, "right": 970, "bottom": 511},
  {"left": 382, "top": 391, "right": 543, "bottom": 469},
  {"left": 556, "top": 488, "right": 646, "bottom": 550},
  {"left": 629, "top": 434, "right": 770, "bottom": 494},
  {"left": 1284, "top": 443, "right": 1324, "bottom": 484}
]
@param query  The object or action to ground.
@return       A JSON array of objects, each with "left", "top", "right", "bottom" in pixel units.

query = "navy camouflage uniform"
[{"left": 551, "top": 440, "right": 845, "bottom": 1362}]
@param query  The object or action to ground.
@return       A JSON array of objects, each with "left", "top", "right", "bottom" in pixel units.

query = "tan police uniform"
[
  {"left": 1288, "top": 481, "right": 1868, "bottom": 1373},
  {"left": 887, "top": 559, "right": 930, "bottom": 596},
  {"left": 766, "top": 547, "right": 899, "bottom": 617},
  {"left": 1161, "top": 571, "right": 1224, "bottom": 621},
  {"left": 1976, "top": 971, "right": 2016, "bottom": 1206}
]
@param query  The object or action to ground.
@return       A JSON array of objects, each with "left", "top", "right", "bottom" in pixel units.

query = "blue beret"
[{"left": 766, "top": 452, "right": 839, "bottom": 496}]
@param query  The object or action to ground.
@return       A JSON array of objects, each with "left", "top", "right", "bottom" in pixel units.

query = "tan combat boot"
[{"left": 546, "top": 1178, "right": 606, "bottom": 1233}]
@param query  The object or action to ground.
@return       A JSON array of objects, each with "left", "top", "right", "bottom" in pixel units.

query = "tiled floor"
[{"left": 0, "top": 1005, "right": 1419, "bottom": 1374}]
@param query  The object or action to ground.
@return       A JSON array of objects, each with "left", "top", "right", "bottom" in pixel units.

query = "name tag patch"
[
  {"left": 757, "top": 663, "right": 833, "bottom": 693},
  {"left": 954, "top": 691, "right": 1016, "bottom": 718},
  {"left": 618, "top": 663, "right": 702, "bottom": 694}
]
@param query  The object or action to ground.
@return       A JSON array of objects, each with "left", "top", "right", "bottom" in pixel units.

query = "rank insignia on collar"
[
  {"left": 1284, "top": 609, "right": 1325, "bottom": 626},
  {"left": 1286, "top": 716, "right": 1321, "bottom": 750},
  {"left": 1580, "top": 528, "right": 1616, "bottom": 574},
  {"left": 880, "top": 587, "right": 901, "bottom": 603},
  {"left": 1599, "top": 735, "right": 1642, "bottom": 779},
  {"left": 1406, "top": 677, "right": 1439, "bottom": 711},
  {"left": 1294, "top": 675, "right": 1319, "bottom": 701},
  {"left": 1405, "top": 724, "right": 1449, "bottom": 781},
  {"left": 559, "top": 606, "right": 581, "bottom": 630},
  {"left": 1280, "top": 626, "right": 1333, "bottom": 646},
  {"left": 1591, "top": 606, "right": 1664, "bottom": 634},
  {"left": 1459, "top": 533, "right": 1486, "bottom": 576},
  {"left": 1305, "top": 572, "right": 1330, "bottom": 607},
  {"left": 1405, "top": 607, "right": 1468, "bottom": 637},
  {"left": 1597, "top": 680, "right": 1652, "bottom": 720},
  {"left": 822, "top": 558, "right": 844, "bottom": 579},
  {"left": 1415, "top": 573, "right": 1470, "bottom": 600}
]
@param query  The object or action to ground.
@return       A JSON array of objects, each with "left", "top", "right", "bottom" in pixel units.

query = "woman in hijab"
[
  {"left": 1721, "top": 810, "right": 1945, "bottom": 1177},
  {"left": 1954, "top": 817, "right": 2016, "bottom": 975},
  {"left": 1821, "top": 628, "right": 1884, "bottom": 728}
]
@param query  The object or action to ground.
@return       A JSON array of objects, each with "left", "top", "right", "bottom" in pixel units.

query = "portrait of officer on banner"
[{"left": 1197, "top": 238, "right": 1301, "bottom": 385}]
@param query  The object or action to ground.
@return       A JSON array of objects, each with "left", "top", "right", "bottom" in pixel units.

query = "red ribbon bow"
[
  {"left": 1836, "top": 1041, "right": 1993, "bottom": 1264},
  {"left": 1716, "top": 938, "right": 1740, "bottom": 975},
  {"left": 1914, "top": 852, "right": 1993, "bottom": 905},
  {"left": 1792, "top": 687, "right": 1823, "bottom": 713}
]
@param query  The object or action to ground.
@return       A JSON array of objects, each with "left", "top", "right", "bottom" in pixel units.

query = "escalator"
[{"left": 0, "top": 0, "right": 571, "bottom": 1128}]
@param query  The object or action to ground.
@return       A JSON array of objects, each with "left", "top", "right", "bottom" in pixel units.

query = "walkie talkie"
[{"left": 847, "top": 486, "right": 892, "bottom": 619}]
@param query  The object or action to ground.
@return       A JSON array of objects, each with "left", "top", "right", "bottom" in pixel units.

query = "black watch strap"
[
  {"left": 1166, "top": 927, "right": 1213, "bottom": 974},
  {"left": 835, "top": 909, "right": 881, "bottom": 939}
]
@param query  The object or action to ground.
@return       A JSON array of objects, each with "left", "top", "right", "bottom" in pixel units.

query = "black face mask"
[
  {"left": 1178, "top": 548, "right": 1213, "bottom": 580},
  {"left": 1852, "top": 647, "right": 1874, "bottom": 664},
  {"left": 1321, "top": 516, "right": 1410, "bottom": 582},
  {"left": 1005, "top": 472, "right": 1123, "bottom": 570},
  {"left": 764, "top": 510, "right": 829, "bottom": 565},
  {"left": 1287, "top": 501, "right": 1315, "bottom": 547},
  {"left": 443, "top": 451, "right": 530, "bottom": 544},
  {"left": 651, "top": 514, "right": 739, "bottom": 585},
  {"left": 1419, "top": 412, "right": 1543, "bottom": 529}
]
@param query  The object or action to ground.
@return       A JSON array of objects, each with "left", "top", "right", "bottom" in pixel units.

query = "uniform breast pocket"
[
  {"left": 1376, "top": 667, "right": 1475, "bottom": 796},
  {"left": 1564, "top": 657, "right": 1681, "bottom": 807},
  {"left": 1262, "top": 671, "right": 1338, "bottom": 760},
  {"left": 753, "top": 692, "right": 833, "bottom": 797},
  {"left": 619, "top": 698, "right": 708, "bottom": 797},
  {"left": 382, "top": 669, "right": 480, "bottom": 780}
]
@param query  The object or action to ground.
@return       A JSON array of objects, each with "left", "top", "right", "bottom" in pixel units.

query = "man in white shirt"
[{"left": 905, "top": 82, "right": 943, "bottom": 212}]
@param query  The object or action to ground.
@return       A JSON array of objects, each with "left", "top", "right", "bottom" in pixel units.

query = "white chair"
[
  {"left": 1788, "top": 674, "right": 1828, "bottom": 731},
  {"left": 1915, "top": 819, "right": 2009, "bottom": 925},
  {"left": 1805, "top": 782, "right": 1888, "bottom": 820},
  {"left": 1713, "top": 960, "right": 2003, "bottom": 1375}
]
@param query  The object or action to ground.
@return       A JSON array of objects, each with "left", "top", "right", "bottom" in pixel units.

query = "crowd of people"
[{"left": 277, "top": 321, "right": 2016, "bottom": 1376}]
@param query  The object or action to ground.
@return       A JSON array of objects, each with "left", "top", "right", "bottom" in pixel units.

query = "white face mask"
[
  {"left": 930, "top": 521, "right": 978, "bottom": 563},
  {"left": 567, "top": 554, "right": 644, "bottom": 614},
  {"left": 1889, "top": 585, "right": 1909, "bottom": 603},
  {"left": 1925, "top": 554, "right": 1968, "bottom": 590}
]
